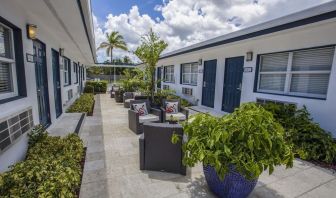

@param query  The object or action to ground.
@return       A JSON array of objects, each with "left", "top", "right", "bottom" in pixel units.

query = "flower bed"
[
  {"left": 67, "top": 94, "right": 95, "bottom": 116},
  {"left": 0, "top": 126, "right": 85, "bottom": 197},
  {"left": 262, "top": 103, "right": 336, "bottom": 170}
]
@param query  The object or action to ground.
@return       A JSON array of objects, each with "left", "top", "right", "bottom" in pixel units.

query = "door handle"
[
  {"left": 237, "top": 83, "right": 242, "bottom": 91},
  {"left": 203, "top": 82, "right": 206, "bottom": 87}
]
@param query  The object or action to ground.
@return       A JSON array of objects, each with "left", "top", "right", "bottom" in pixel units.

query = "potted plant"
[{"left": 172, "top": 103, "right": 294, "bottom": 198}]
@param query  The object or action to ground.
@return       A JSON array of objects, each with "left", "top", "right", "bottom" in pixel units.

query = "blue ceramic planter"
[{"left": 203, "top": 165, "right": 258, "bottom": 198}]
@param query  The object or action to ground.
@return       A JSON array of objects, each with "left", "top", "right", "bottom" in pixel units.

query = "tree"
[
  {"left": 134, "top": 29, "right": 168, "bottom": 101},
  {"left": 97, "top": 31, "right": 128, "bottom": 83},
  {"left": 97, "top": 31, "right": 128, "bottom": 63}
]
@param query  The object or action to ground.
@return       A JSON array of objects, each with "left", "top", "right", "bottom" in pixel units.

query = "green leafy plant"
[
  {"left": 134, "top": 29, "right": 168, "bottom": 101},
  {"left": 84, "top": 81, "right": 108, "bottom": 93},
  {"left": 173, "top": 103, "right": 293, "bottom": 180},
  {"left": 0, "top": 127, "right": 84, "bottom": 197},
  {"left": 262, "top": 103, "right": 336, "bottom": 164},
  {"left": 27, "top": 124, "right": 47, "bottom": 147},
  {"left": 120, "top": 68, "right": 145, "bottom": 92},
  {"left": 67, "top": 93, "right": 94, "bottom": 115}
]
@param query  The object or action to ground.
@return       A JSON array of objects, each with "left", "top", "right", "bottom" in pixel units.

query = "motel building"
[
  {"left": 0, "top": 0, "right": 96, "bottom": 172},
  {"left": 156, "top": 2, "right": 336, "bottom": 137}
]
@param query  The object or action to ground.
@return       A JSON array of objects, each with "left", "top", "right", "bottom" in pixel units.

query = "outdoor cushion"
[
  {"left": 139, "top": 114, "right": 160, "bottom": 123},
  {"left": 166, "top": 112, "right": 186, "bottom": 121},
  {"left": 133, "top": 103, "right": 148, "bottom": 116},
  {"left": 125, "top": 99, "right": 133, "bottom": 103},
  {"left": 165, "top": 102, "right": 178, "bottom": 114}
]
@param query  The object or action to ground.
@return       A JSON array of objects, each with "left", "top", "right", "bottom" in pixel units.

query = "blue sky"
[
  {"left": 92, "top": 0, "right": 332, "bottom": 63},
  {"left": 92, "top": 0, "right": 163, "bottom": 25}
]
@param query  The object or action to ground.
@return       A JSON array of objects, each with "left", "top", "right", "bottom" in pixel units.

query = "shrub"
[
  {"left": 262, "top": 103, "right": 336, "bottom": 164},
  {"left": 27, "top": 124, "right": 47, "bottom": 147},
  {"left": 174, "top": 103, "right": 293, "bottom": 180},
  {"left": 0, "top": 129, "right": 84, "bottom": 197},
  {"left": 84, "top": 80, "right": 108, "bottom": 93},
  {"left": 67, "top": 93, "right": 94, "bottom": 114}
]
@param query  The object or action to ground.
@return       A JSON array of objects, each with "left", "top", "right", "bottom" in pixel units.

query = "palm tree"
[{"left": 97, "top": 31, "right": 128, "bottom": 83}]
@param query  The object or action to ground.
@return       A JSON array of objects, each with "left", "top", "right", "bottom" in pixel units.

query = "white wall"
[
  {"left": 0, "top": 0, "right": 88, "bottom": 172},
  {"left": 157, "top": 19, "right": 336, "bottom": 136}
]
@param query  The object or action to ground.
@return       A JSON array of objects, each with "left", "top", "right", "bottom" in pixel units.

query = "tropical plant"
[
  {"left": 173, "top": 103, "right": 294, "bottom": 180},
  {"left": 134, "top": 29, "right": 168, "bottom": 101},
  {"left": 120, "top": 68, "right": 145, "bottom": 92},
  {"left": 97, "top": 31, "right": 128, "bottom": 63},
  {"left": 262, "top": 103, "right": 336, "bottom": 164},
  {"left": 84, "top": 80, "right": 108, "bottom": 93},
  {"left": 0, "top": 128, "right": 84, "bottom": 197},
  {"left": 67, "top": 93, "right": 94, "bottom": 115}
]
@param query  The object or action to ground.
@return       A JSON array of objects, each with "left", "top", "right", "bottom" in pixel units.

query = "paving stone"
[{"left": 79, "top": 94, "right": 336, "bottom": 198}]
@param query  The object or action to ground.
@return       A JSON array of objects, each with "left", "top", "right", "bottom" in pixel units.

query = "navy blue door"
[
  {"left": 52, "top": 49, "right": 62, "bottom": 118},
  {"left": 157, "top": 67, "right": 162, "bottom": 89},
  {"left": 34, "top": 40, "right": 51, "bottom": 127},
  {"left": 202, "top": 60, "right": 217, "bottom": 108},
  {"left": 222, "top": 56, "right": 244, "bottom": 113}
]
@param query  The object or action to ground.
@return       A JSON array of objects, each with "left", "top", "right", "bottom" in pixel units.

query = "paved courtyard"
[{"left": 78, "top": 94, "right": 336, "bottom": 198}]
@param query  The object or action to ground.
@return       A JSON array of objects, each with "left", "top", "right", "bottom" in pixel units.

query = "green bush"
[
  {"left": 84, "top": 80, "right": 108, "bottom": 93},
  {"left": 0, "top": 129, "right": 84, "bottom": 197},
  {"left": 173, "top": 103, "right": 293, "bottom": 180},
  {"left": 262, "top": 103, "right": 336, "bottom": 164},
  {"left": 67, "top": 93, "right": 94, "bottom": 114},
  {"left": 27, "top": 124, "right": 47, "bottom": 148}
]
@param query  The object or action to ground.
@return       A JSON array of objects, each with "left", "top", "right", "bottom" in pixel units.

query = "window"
[
  {"left": 181, "top": 62, "right": 198, "bottom": 85},
  {"left": 257, "top": 46, "right": 334, "bottom": 99},
  {"left": 0, "top": 23, "right": 17, "bottom": 100},
  {"left": 73, "top": 62, "right": 78, "bottom": 84},
  {"left": 67, "top": 89, "right": 73, "bottom": 101},
  {"left": 164, "top": 65, "right": 174, "bottom": 82},
  {"left": 63, "top": 57, "right": 71, "bottom": 86}
]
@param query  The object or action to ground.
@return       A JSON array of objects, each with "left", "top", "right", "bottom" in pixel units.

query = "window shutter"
[
  {"left": 259, "top": 74, "right": 286, "bottom": 91},
  {"left": 292, "top": 47, "right": 334, "bottom": 71},
  {"left": 0, "top": 62, "right": 12, "bottom": 93},
  {"left": 290, "top": 73, "right": 330, "bottom": 95},
  {"left": 260, "top": 53, "right": 289, "bottom": 72}
]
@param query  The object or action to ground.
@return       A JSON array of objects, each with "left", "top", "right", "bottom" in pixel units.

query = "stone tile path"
[{"left": 79, "top": 94, "right": 336, "bottom": 198}]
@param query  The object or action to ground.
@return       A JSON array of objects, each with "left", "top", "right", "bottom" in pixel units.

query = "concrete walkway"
[{"left": 79, "top": 94, "right": 336, "bottom": 198}]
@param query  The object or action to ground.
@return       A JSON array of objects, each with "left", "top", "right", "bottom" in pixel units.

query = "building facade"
[
  {"left": 156, "top": 2, "right": 336, "bottom": 136},
  {"left": 0, "top": 0, "right": 96, "bottom": 172}
]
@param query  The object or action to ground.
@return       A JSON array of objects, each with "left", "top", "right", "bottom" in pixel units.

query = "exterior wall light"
[
  {"left": 246, "top": 51, "right": 253, "bottom": 61},
  {"left": 59, "top": 48, "right": 65, "bottom": 56},
  {"left": 198, "top": 58, "right": 203, "bottom": 65},
  {"left": 26, "top": 24, "right": 37, "bottom": 39}
]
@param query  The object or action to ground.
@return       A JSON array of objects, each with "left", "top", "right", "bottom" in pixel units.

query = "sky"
[{"left": 92, "top": 0, "right": 332, "bottom": 63}]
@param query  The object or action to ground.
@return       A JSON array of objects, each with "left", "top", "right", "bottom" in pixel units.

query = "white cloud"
[{"left": 93, "top": 0, "right": 332, "bottom": 63}]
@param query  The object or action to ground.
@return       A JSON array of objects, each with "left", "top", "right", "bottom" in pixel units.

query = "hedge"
[
  {"left": 67, "top": 93, "right": 94, "bottom": 115},
  {"left": 84, "top": 80, "right": 108, "bottom": 93},
  {"left": 0, "top": 126, "right": 85, "bottom": 197}
]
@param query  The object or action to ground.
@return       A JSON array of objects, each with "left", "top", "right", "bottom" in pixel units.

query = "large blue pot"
[{"left": 203, "top": 165, "right": 258, "bottom": 198}]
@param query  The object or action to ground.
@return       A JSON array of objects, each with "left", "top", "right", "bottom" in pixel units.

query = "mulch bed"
[{"left": 76, "top": 147, "right": 87, "bottom": 197}]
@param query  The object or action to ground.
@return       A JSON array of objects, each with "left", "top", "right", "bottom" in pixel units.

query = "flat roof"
[{"left": 160, "top": 1, "right": 336, "bottom": 60}]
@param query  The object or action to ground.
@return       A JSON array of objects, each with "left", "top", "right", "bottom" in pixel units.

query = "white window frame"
[
  {"left": 181, "top": 62, "right": 198, "bottom": 86},
  {"left": 63, "top": 58, "right": 70, "bottom": 86},
  {"left": 164, "top": 65, "right": 174, "bottom": 83},
  {"left": 257, "top": 47, "right": 334, "bottom": 99},
  {"left": 0, "top": 22, "right": 18, "bottom": 100}
]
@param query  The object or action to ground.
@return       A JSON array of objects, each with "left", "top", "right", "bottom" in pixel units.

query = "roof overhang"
[
  {"left": 160, "top": 1, "right": 336, "bottom": 60},
  {"left": 89, "top": 64, "right": 136, "bottom": 68}
]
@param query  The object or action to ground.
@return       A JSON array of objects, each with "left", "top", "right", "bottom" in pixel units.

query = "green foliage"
[
  {"left": 0, "top": 128, "right": 84, "bottom": 197},
  {"left": 27, "top": 125, "right": 47, "bottom": 148},
  {"left": 97, "top": 31, "right": 128, "bottom": 62},
  {"left": 84, "top": 81, "right": 108, "bottom": 93},
  {"left": 134, "top": 29, "right": 168, "bottom": 101},
  {"left": 179, "top": 103, "right": 293, "bottom": 180},
  {"left": 262, "top": 103, "right": 336, "bottom": 164},
  {"left": 120, "top": 68, "right": 145, "bottom": 92},
  {"left": 67, "top": 93, "right": 94, "bottom": 114}
]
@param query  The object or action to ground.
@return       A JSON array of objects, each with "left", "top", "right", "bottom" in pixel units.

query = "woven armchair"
[
  {"left": 139, "top": 122, "right": 186, "bottom": 175},
  {"left": 123, "top": 92, "right": 134, "bottom": 108},
  {"left": 161, "top": 99, "right": 189, "bottom": 122},
  {"left": 128, "top": 99, "right": 162, "bottom": 134}
]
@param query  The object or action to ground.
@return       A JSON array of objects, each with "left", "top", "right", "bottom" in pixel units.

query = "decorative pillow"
[
  {"left": 165, "top": 102, "right": 178, "bottom": 114},
  {"left": 132, "top": 103, "right": 148, "bottom": 116}
]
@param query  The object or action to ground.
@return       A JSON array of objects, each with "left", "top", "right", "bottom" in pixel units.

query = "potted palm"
[{"left": 172, "top": 103, "right": 294, "bottom": 198}]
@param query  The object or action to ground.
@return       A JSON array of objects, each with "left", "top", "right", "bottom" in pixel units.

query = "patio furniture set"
[{"left": 111, "top": 89, "right": 189, "bottom": 176}]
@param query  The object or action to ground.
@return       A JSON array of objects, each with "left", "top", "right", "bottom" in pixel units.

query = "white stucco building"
[
  {"left": 156, "top": 1, "right": 336, "bottom": 136},
  {"left": 0, "top": 0, "right": 96, "bottom": 172}
]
